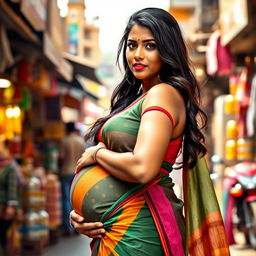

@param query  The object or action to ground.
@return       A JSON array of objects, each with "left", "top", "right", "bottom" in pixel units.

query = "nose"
[{"left": 134, "top": 46, "right": 144, "bottom": 60}]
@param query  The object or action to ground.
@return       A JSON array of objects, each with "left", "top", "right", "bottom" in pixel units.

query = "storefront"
[
  {"left": 205, "top": 0, "right": 256, "bottom": 247},
  {"left": 0, "top": 1, "right": 103, "bottom": 255}
]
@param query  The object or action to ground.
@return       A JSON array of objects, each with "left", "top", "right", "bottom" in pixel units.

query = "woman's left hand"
[{"left": 76, "top": 142, "right": 106, "bottom": 172}]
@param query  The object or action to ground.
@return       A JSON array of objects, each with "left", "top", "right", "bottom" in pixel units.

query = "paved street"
[
  {"left": 230, "top": 231, "right": 256, "bottom": 256},
  {"left": 230, "top": 244, "right": 256, "bottom": 256},
  {"left": 43, "top": 234, "right": 91, "bottom": 256},
  {"left": 41, "top": 233, "right": 256, "bottom": 256}
]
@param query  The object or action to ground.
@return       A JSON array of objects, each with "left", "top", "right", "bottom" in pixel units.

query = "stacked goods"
[
  {"left": 22, "top": 176, "right": 41, "bottom": 209},
  {"left": 22, "top": 209, "right": 41, "bottom": 241},
  {"left": 45, "top": 173, "right": 62, "bottom": 244},
  {"left": 39, "top": 208, "right": 49, "bottom": 239},
  {"left": 21, "top": 174, "right": 50, "bottom": 255}
]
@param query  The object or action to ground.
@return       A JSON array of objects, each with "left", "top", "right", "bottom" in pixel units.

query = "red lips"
[{"left": 133, "top": 63, "right": 146, "bottom": 71}]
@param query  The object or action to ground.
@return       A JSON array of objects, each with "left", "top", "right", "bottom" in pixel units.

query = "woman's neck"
[{"left": 141, "top": 77, "right": 162, "bottom": 94}]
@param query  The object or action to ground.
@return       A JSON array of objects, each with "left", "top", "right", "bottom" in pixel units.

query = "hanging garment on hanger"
[
  {"left": 216, "top": 36, "right": 233, "bottom": 76},
  {"left": 206, "top": 30, "right": 233, "bottom": 76}
]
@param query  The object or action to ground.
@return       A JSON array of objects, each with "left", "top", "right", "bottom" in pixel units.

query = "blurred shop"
[
  {"left": 0, "top": 1, "right": 104, "bottom": 255},
  {"left": 176, "top": 0, "right": 256, "bottom": 248},
  {"left": 190, "top": 0, "right": 256, "bottom": 249}
]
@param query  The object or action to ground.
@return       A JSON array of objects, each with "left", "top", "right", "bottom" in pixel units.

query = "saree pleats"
[
  {"left": 73, "top": 95, "right": 230, "bottom": 255},
  {"left": 92, "top": 191, "right": 164, "bottom": 255},
  {"left": 183, "top": 157, "right": 230, "bottom": 256},
  {"left": 91, "top": 175, "right": 186, "bottom": 256}
]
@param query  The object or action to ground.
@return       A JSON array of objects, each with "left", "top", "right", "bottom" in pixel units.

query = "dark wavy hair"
[{"left": 85, "top": 7, "right": 207, "bottom": 168}]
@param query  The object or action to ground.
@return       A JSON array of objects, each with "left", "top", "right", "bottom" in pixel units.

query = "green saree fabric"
[
  {"left": 183, "top": 156, "right": 230, "bottom": 255},
  {"left": 71, "top": 92, "right": 230, "bottom": 255}
]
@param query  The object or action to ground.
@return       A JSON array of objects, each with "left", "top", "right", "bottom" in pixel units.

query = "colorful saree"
[
  {"left": 70, "top": 93, "right": 230, "bottom": 255},
  {"left": 184, "top": 157, "right": 230, "bottom": 255}
]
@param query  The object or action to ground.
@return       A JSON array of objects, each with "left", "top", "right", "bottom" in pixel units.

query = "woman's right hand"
[
  {"left": 76, "top": 143, "right": 106, "bottom": 173},
  {"left": 69, "top": 210, "right": 105, "bottom": 239}
]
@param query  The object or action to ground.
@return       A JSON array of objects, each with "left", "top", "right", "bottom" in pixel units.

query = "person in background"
[
  {"left": 0, "top": 139, "right": 22, "bottom": 256},
  {"left": 59, "top": 122, "right": 85, "bottom": 236}
]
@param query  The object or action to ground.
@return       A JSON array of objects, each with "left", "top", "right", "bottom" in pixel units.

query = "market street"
[{"left": 42, "top": 233, "right": 256, "bottom": 256}]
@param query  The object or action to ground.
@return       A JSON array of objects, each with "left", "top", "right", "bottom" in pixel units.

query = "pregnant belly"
[{"left": 70, "top": 164, "right": 135, "bottom": 222}]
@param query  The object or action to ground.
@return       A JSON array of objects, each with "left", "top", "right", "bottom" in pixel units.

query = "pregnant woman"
[{"left": 70, "top": 7, "right": 230, "bottom": 256}]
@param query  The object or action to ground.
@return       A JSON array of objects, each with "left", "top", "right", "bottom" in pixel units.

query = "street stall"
[
  {"left": 0, "top": 1, "right": 104, "bottom": 255},
  {"left": 208, "top": 0, "right": 256, "bottom": 249}
]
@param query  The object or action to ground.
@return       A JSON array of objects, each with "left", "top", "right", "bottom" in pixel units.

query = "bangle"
[{"left": 94, "top": 147, "right": 106, "bottom": 161}]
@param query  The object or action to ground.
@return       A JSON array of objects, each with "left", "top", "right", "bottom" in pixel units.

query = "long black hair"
[{"left": 85, "top": 7, "right": 207, "bottom": 168}]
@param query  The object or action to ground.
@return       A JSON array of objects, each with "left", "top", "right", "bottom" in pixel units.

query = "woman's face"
[{"left": 126, "top": 24, "right": 163, "bottom": 87}]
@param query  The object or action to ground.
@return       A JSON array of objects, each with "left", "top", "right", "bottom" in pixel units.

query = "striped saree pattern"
[
  {"left": 71, "top": 93, "right": 230, "bottom": 255},
  {"left": 183, "top": 157, "right": 230, "bottom": 255}
]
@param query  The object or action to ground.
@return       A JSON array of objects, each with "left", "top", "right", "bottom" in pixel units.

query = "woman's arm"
[{"left": 77, "top": 84, "right": 185, "bottom": 184}]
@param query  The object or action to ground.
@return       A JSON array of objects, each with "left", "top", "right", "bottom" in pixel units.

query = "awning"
[
  {"left": 0, "top": 0, "right": 39, "bottom": 43},
  {"left": 0, "top": 5, "right": 73, "bottom": 83},
  {"left": 63, "top": 52, "right": 101, "bottom": 84},
  {"left": 43, "top": 33, "right": 73, "bottom": 82},
  {"left": 58, "top": 78, "right": 99, "bottom": 101},
  {"left": 59, "top": 52, "right": 102, "bottom": 100},
  {"left": 76, "top": 74, "right": 105, "bottom": 99}
]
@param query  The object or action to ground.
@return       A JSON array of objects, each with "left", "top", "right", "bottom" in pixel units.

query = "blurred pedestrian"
[
  {"left": 59, "top": 122, "right": 85, "bottom": 236},
  {"left": 0, "top": 139, "right": 22, "bottom": 256}
]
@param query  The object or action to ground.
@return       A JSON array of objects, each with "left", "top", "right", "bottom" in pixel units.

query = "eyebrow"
[{"left": 127, "top": 39, "right": 156, "bottom": 43}]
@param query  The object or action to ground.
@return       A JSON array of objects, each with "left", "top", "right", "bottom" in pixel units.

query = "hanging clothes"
[
  {"left": 206, "top": 30, "right": 234, "bottom": 76},
  {"left": 246, "top": 73, "right": 256, "bottom": 136},
  {"left": 206, "top": 30, "right": 219, "bottom": 76}
]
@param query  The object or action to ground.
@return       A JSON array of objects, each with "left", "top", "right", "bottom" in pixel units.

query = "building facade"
[{"left": 66, "top": 0, "right": 100, "bottom": 66}]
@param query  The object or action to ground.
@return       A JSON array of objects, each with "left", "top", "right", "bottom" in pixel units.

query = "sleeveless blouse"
[
  {"left": 71, "top": 92, "right": 230, "bottom": 256},
  {"left": 71, "top": 93, "right": 183, "bottom": 222},
  {"left": 98, "top": 94, "right": 183, "bottom": 173}
]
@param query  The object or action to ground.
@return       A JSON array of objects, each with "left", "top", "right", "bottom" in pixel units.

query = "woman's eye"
[
  {"left": 146, "top": 43, "right": 156, "bottom": 49},
  {"left": 127, "top": 42, "right": 136, "bottom": 49}
]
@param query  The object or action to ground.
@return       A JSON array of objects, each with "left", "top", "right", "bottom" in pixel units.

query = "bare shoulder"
[
  {"left": 143, "top": 83, "right": 184, "bottom": 109},
  {"left": 142, "top": 83, "right": 186, "bottom": 128}
]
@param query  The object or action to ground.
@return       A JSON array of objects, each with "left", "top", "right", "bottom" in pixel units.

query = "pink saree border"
[{"left": 146, "top": 184, "right": 185, "bottom": 256}]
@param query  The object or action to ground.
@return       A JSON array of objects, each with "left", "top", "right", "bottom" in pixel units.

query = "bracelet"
[{"left": 94, "top": 147, "right": 106, "bottom": 161}]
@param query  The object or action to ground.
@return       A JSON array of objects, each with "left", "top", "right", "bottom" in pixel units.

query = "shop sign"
[
  {"left": 68, "top": 24, "right": 79, "bottom": 55},
  {"left": 21, "top": 0, "right": 47, "bottom": 31},
  {"left": 44, "top": 122, "right": 65, "bottom": 140},
  {"left": 219, "top": 0, "right": 249, "bottom": 46},
  {"left": 76, "top": 74, "right": 102, "bottom": 98},
  {"left": 82, "top": 98, "right": 103, "bottom": 119}
]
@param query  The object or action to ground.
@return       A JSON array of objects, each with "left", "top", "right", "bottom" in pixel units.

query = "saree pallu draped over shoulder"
[{"left": 183, "top": 156, "right": 230, "bottom": 256}]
